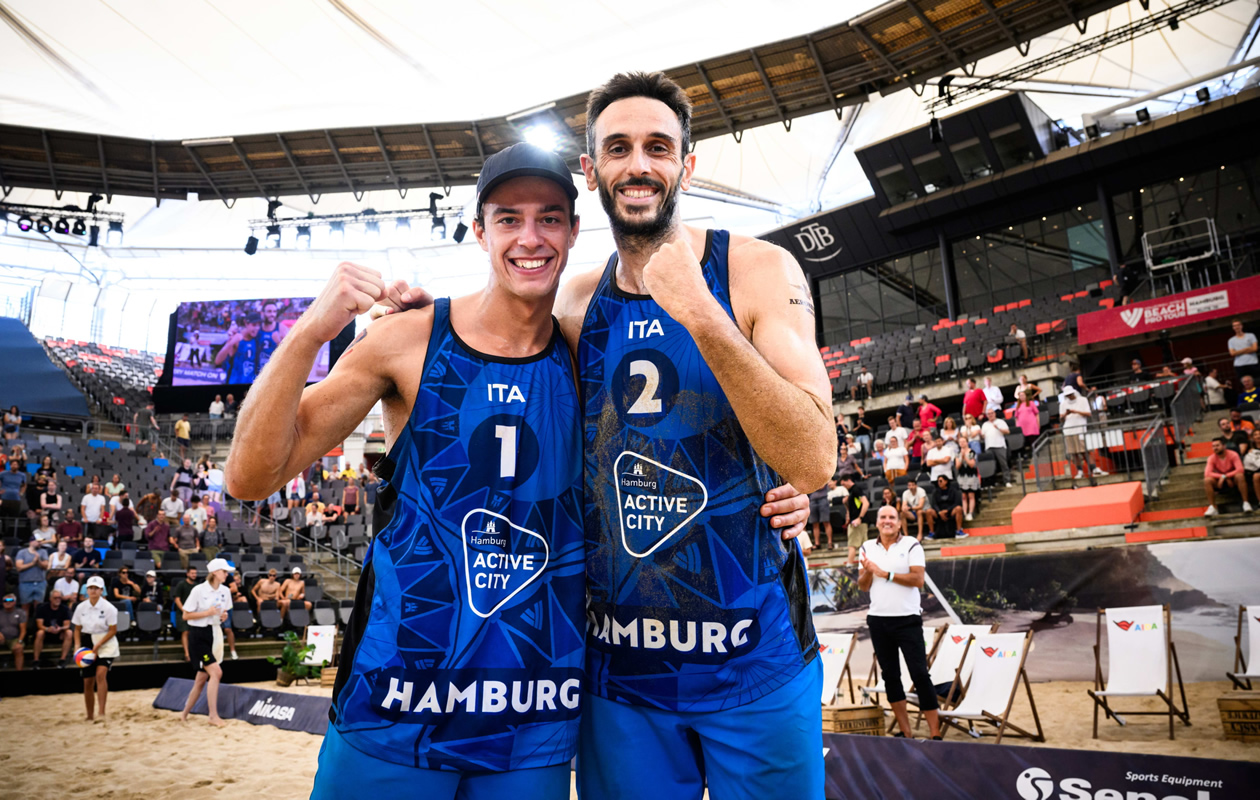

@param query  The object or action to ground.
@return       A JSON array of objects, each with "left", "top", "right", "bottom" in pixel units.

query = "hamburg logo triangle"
[
  {"left": 1121, "top": 308, "right": 1144, "bottom": 328},
  {"left": 614, "top": 452, "right": 707, "bottom": 558},
  {"left": 460, "top": 509, "right": 548, "bottom": 618}
]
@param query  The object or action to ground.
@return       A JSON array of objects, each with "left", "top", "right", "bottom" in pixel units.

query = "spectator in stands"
[
  {"left": 56, "top": 508, "right": 81, "bottom": 547},
  {"left": 1009, "top": 323, "right": 1028, "bottom": 360},
  {"left": 36, "top": 456, "right": 55, "bottom": 480},
  {"left": 79, "top": 483, "right": 107, "bottom": 542},
  {"left": 1154, "top": 364, "right": 1177, "bottom": 379},
  {"left": 110, "top": 567, "right": 140, "bottom": 619},
  {"left": 852, "top": 365, "right": 874, "bottom": 401},
  {"left": 1218, "top": 418, "right": 1250, "bottom": 454},
  {"left": 71, "top": 536, "right": 101, "bottom": 570},
  {"left": 940, "top": 416, "right": 958, "bottom": 445},
  {"left": 962, "top": 378, "right": 985, "bottom": 421},
  {"left": 924, "top": 435, "right": 953, "bottom": 482},
  {"left": 858, "top": 506, "right": 942, "bottom": 740},
  {"left": 878, "top": 486, "right": 899, "bottom": 513},
  {"left": 982, "top": 377, "right": 1004, "bottom": 413},
  {"left": 955, "top": 444, "right": 979, "bottom": 521},
  {"left": 870, "top": 439, "right": 886, "bottom": 472},
  {"left": 852, "top": 407, "right": 873, "bottom": 455},
  {"left": 884, "top": 415, "right": 907, "bottom": 446},
  {"left": 1204, "top": 438, "right": 1251, "bottom": 517},
  {"left": 113, "top": 497, "right": 137, "bottom": 545},
  {"left": 844, "top": 433, "right": 861, "bottom": 459},
  {"left": 172, "top": 566, "right": 200, "bottom": 661},
  {"left": 3, "top": 405, "right": 20, "bottom": 441},
  {"left": 981, "top": 408, "right": 1013, "bottom": 487},
  {"left": 25, "top": 473, "right": 47, "bottom": 520},
  {"left": 1013, "top": 391, "right": 1041, "bottom": 444},
  {"left": 175, "top": 414, "right": 192, "bottom": 458},
  {"left": 1246, "top": 430, "right": 1260, "bottom": 509},
  {"left": 205, "top": 461, "right": 225, "bottom": 503},
  {"left": 104, "top": 474, "right": 124, "bottom": 499},
  {"left": 925, "top": 475, "right": 967, "bottom": 540},
  {"left": 136, "top": 492, "right": 160, "bottom": 525},
  {"left": 16, "top": 537, "right": 49, "bottom": 619},
  {"left": 0, "top": 459, "right": 25, "bottom": 520},
  {"left": 208, "top": 395, "right": 225, "bottom": 419},
  {"left": 73, "top": 576, "right": 118, "bottom": 721},
  {"left": 1, "top": 592, "right": 26, "bottom": 670},
  {"left": 0, "top": 541, "right": 10, "bottom": 595},
  {"left": 40, "top": 478, "right": 62, "bottom": 520},
  {"left": 1228, "top": 408, "right": 1254, "bottom": 433},
  {"left": 883, "top": 437, "right": 908, "bottom": 485},
  {"left": 140, "top": 570, "right": 162, "bottom": 608},
  {"left": 342, "top": 480, "right": 361, "bottom": 515},
  {"left": 33, "top": 589, "right": 73, "bottom": 667},
  {"left": 47, "top": 540, "right": 72, "bottom": 579},
  {"left": 53, "top": 571, "right": 79, "bottom": 610},
  {"left": 182, "top": 495, "right": 208, "bottom": 534},
  {"left": 836, "top": 443, "right": 863, "bottom": 480},
  {"left": 161, "top": 487, "right": 185, "bottom": 524},
  {"left": 1129, "top": 359, "right": 1149, "bottom": 381},
  {"left": 896, "top": 394, "right": 917, "bottom": 431},
  {"left": 839, "top": 474, "right": 868, "bottom": 566},
  {"left": 1204, "top": 368, "right": 1229, "bottom": 409},
  {"left": 286, "top": 473, "right": 307, "bottom": 510},
  {"left": 1016, "top": 374, "right": 1041, "bottom": 403},
  {"left": 900, "top": 478, "right": 927, "bottom": 541},
  {"left": 252, "top": 568, "right": 282, "bottom": 607},
  {"left": 144, "top": 515, "right": 171, "bottom": 566},
  {"left": 224, "top": 394, "right": 237, "bottom": 418},
  {"left": 173, "top": 523, "right": 200, "bottom": 571},
  {"left": 1064, "top": 362, "right": 1095, "bottom": 396},
  {"left": 917, "top": 394, "right": 942, "bottom": 431},
  {"left": 808, "top": 480, "right": 835, "bottom": 552},
  {"left": 960, "top": 415, "right": 983, "bottom": 455},
  {"left": 279, "top": 567, "right": 311, "bottom": 615},
  {"left": 201, "top": 517, "right": 223, "bottom": 561},
  {"left": 906, "top": 420, "right": 927, "bottom": 465},
  {"left": 1059, "top": 385, "right": 1100, "bottom": 483},
  {"left": 1228, "top": 319, "right": 1258, "bottom": 385},
  {"left": 134, "top": 403, "right": 158, "bottom": 446},
  {"left": 1238, "top": 375, "right": 1259, "bottom": 409},
  {"left": 33, "top": 513, "right": 57, "bottom": 545},
  {"left": 9, "top": 442, "right": 26, "bottom": 472}
]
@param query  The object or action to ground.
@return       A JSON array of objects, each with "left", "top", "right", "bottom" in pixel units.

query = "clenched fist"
[
  {"left": 640, "top": 238, "right": 716, "bottom": 329},
  {"left": 367, "top": 278, "right": 435, "bottom": 322},
  {"left": 299, "top": 262, "right": 387, "bottom": 344}
]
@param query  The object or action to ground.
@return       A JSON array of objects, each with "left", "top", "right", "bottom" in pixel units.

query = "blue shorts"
[
  {"left": 19, "top": 582, "right": 46, "bottom": 606},
  {"left": 311, "top": 723, "right": 570, "bottom": 800},
  {"left": 578, "top": 657, "right": 823, "bottom": 800}
]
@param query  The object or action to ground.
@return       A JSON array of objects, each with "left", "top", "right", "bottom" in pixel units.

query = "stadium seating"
[{"left": 42, "top": 337, "right": 163, "bottom": 423}]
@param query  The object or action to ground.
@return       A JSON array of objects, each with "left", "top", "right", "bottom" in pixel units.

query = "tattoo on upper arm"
[
  {"left": 345, "top": 328, "right": 367, "bottom": 355},
  {"left": 788, "top": 280, "right": 815, "bottom": 316}
]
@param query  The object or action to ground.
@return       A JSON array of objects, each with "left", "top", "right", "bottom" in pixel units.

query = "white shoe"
[
  {"left": 1092, "top": 467, "right": 1108, "bottom": 476},
  {"left": 964, "top": 513, "right": 973, "bottom": 521},
  {"left": 1204, "top": 505, "right": 1218, "bottom": 517},
  {"left": 956, "top": 532, "right": 969, "bottom": 538},
  {"left": 1005, "top": 482, "right": 1012, "bottom": 488},
  {"left": 1245, "top": 502, "right": 1254, "bottom": 513},
  {"left": 231, "top": 650, "right": 239, "bottom": 660},
  {"left": 1075, "top": 470, "right": 1085, "bottom": 479}
]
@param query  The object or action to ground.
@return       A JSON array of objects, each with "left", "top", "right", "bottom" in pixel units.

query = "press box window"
[
  {"left": 950, "top": 137, "right": 992, "bottom": 181},
  {"left": 912, "top": 152, "right": 952, "bottom": 194},
  {"left": 876, "top": 165, "right": 917, "bottom": 204},
  {"left": 990, "top": 124, "right": 1036, "bottom": 170}
]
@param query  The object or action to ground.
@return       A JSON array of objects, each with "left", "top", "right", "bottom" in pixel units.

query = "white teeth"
[
  {"left": 622, "top": 189, "right": 655, "bottom": 198},
  {"left": 514, "top": 258, "right": 546, "bottom": 270}
]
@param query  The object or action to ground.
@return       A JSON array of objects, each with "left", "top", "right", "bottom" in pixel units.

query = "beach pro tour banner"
[
  {"left": 154, "top": 677, "right": 331, "bottom": 735},
  {"left": 168, "top": 297, "right": 329, "bottom": 386},
  {"left": 1077, "top": 274, "right": 1260, "bottom": 345},
  {"left": 823, "top": 734, "right": 1258, "bottom": 799}
]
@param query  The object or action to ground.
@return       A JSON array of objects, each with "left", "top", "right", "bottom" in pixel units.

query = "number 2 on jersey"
[{"left": 627, "top": 360, "right": 662, "bottom": 414}]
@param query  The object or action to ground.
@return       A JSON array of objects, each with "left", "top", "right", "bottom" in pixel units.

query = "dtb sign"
[{"left": 793, "top": 223, "right": 843, "bottom": 263}]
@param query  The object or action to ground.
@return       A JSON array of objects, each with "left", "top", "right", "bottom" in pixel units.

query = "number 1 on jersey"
[{"left": 495, "top": 425, "right": 517, "bottom": 478}]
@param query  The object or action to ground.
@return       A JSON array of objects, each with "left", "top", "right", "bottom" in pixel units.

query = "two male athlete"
[
  {"left": 378, "top": 72, "right": 838, "bottom": 799},
  {"left": 227, "top": 141, "right": 815, "bottom": 799}
]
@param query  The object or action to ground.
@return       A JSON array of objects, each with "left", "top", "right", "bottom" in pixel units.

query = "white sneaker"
[
  {"left": 1075, "top": 469, "right": 1085, "bottom": 479},
  {"left": 1204, "top": 505, "right": 1218, "bottom": 517},
  {"left": 1092, "top": 467, "right": 1108, "bottom": 476},
  {"left": 964, "top": 513, "right": 973, "bottom": 521},
  {"left": 1005, "top": 482, "right": 1013, "bottom": 488},
  {"left": 231, "top": 649, "right": 239, "bottom": 661},
  {"left": 1245, "top": 502, "right": 1254, "bottom": 513},
  {"left": 956, "top": 532, "right": 969, "bottom": 539}
]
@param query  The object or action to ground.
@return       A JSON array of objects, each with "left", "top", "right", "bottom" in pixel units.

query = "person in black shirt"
[
  {"left": 34, "top": 590, "right": 73, "bottom": 667},
  {"left": 852, "top": 407, "right": 874, "bottom": 454},
  {"left": 896, "top": 394, "right": 917, "bottom": 431},
  {"left": 1218, "top": 418, "right": 1250, "bottom": 455},
  {"left": 110, "top": 567, "right": 140, "bottom": 619},
  {"left": 72, "top": 537, "right": 101, "bottom": 569},
  {"left": 140, "top": 570, "right": 163, "bottom": 608},
  {"left": 925, "top": 476, "right": 967, "bottom": 540}
]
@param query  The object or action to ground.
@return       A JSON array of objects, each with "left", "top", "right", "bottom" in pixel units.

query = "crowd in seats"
[{"left": 42, "top": 338, "right": 164, "bottom": 424}]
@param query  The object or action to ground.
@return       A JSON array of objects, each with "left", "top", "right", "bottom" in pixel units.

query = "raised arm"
[{"left": 642, "top": 236, "right": 836, "bottom": 491}]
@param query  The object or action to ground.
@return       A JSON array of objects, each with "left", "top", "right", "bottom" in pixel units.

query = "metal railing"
[
  {"left": 1031, "top": 412, "right": 1172, "bottom": 497},
  {"left": 234, "top": 499, "right": 361, "bottom": 597},
  {"left": 1169, "top": 374, "right": 1204, "bottom": 464},
  {"left": 1138, "top": 415, "right": 1170, "bottom": 500}
]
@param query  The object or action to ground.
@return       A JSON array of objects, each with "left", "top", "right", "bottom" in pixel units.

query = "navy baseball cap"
[{"left": 476, "top": 143, "right": 578, "bottom": 209}]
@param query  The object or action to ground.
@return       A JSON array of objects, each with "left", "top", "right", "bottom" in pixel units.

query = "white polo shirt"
[
  {"left": 184, "top": 581, "right": 232, "bottom": 628},
  {"left": 860, "top": 535, "right": 925, "bottom": 617}
]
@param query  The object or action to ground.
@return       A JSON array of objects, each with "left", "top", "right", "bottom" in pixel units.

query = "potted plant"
[{"left": 266, "top": 631, "right": 323, "bottom": 686}]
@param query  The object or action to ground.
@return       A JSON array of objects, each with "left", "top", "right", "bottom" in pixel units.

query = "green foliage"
[
  {"left": 266, "top": 630, "right": 324, "bottom": 680},
  {"left": 942, "top": 586, "right": 1011, "bottom": 624}
]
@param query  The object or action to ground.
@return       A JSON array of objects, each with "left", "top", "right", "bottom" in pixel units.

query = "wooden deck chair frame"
[
  {"left": 905, "top": 622, "right": 999, "bottom": 723},
  {"left": 939, "top": 631, "right": 1044, "bottom": 744},
  {"left": 1087, "top": 605, "right": 1190, "bottom": 740},
  {"left": 1226, "top": 604, "right": 1258, "bottom": 690},
  {"left": 818, "top": 632, "right": 857, "bottom": 705},
  {"left": 862, "top": 623, "right": 944, "bottom": 706}
]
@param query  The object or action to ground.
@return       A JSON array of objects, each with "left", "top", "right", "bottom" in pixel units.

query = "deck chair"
[
  {"left": 1227, "top": 605, "right": 1260, "bottom": 689},
  {"left": 939, "top": 631, "right": 1043, "bottom": 744},
  {"left": 1087, "top": 605, "right": 1190, "bottom": 740},
  {"left": 861, "top": 624, "right": 943, "bottom": 705},
  {"left": 818, "top": 632, "right": 857, "bottom": 705},
  {"left": 907, "top": 623, "right": 998, "bottom": 713}
]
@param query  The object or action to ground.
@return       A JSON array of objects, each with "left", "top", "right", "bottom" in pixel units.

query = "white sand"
[{"left": 2, "top": 679, "right": 1254, "bottom": 799}]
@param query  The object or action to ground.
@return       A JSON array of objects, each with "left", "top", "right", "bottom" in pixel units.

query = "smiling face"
[
  {"left": 876, "top": 505, "right": 899, "bottom": 535},
  {"left": 582, "top": 96, "right": 695, "bottom": 244},
  {"left": 474, "top": 176, "right": 579, "bottom": 303}
]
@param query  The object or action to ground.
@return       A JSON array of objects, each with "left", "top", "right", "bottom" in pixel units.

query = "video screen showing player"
[{"left": 171, "top": 298, "right": 329, "bottom": 386}]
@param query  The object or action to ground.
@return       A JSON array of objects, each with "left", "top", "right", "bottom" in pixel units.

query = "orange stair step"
[{"left": 1125, "top": 526, "right": 1208, "bottom": 544}]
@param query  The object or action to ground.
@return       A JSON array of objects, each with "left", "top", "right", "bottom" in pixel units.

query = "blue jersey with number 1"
[
  {"left": 578, "top": 229, "right": 818, "bottom": 714},
  {"left": 329, "top": 297, "right": 585, "bottom": 772}
]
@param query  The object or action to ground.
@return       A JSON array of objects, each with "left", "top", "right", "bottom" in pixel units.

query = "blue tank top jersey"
[
  {"left": 225, "top": 335, "right": 261, "bottom": 383},
  {"left": 330, "top": 298, "right": 585, "bottom": 771},
  {"left": 578, "top": 229, "right": 818, "bottom": 714},
  {"left": 259, "top": 324, "right": 281, "bottom": 366}
]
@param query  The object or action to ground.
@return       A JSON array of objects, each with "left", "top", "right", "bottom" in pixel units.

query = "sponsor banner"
[
  {"left": 153, "top": 677, "right": 331, "bottom": 735},
  {"left": 1077, "top": 274, "right": 1260, "bottom": 345},
  {"left": 822, "top": 734, "right": 1259, "bottom": 799}
]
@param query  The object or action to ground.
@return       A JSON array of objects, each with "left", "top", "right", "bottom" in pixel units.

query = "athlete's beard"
[{"left": 596, "top": 170, "right": 683, "bottom": 255}]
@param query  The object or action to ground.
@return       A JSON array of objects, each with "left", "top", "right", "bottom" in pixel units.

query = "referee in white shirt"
[
  {"left": 858, "top": 505, "right": 942, "bottom": 739},
  {"left": 179, "top": 557, "right": 234, "bottom": 727}
]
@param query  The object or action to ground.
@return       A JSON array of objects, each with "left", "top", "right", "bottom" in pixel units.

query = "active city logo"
[
  {"left": 1113, "top": 620, "right": 1158, "bottom": 632},
  {"left": 1014, "top": 767, "right": 1222, "bottom": 800},
  {"left": 792, "top": 222, "right": 844, "bottom": 262},
  {"left": 460, "top": 509, "right": 548, "bottom": 618},
  {"left": 614, "top": 452, "right": 707, "bottom": 558}
]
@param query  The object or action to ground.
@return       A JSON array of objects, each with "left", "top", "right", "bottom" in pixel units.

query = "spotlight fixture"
[
  {"left": 928, "top": 116, "right": 943, "bottom": 144},
  {"left": 1168, "top": 15, "right": 1179, "bottom": 31},
  {"left": 1135, "top": 107, "right": 1151, "bottom": 123},
  {"left": 295, "top": 225, "right": 312, "bottom": 248},
  {"left": 106, "top": 220, "right": 124, "bottom": 245},
  {"left": 53, "top": 217, "right": 70, "bottom": 235},
  {"left": 244, "top": 234, "right": 259, "bottom": 255},
  {"left": 395, "top": 217, "right": 411, "bottom": 234},
  {"left": 88, "top": 225, "right": 100, "bottom": 247},
  {"left": 86, "top": 193, "right": 103, "bottom": 214},
  {"left": 71, "top": 218, "right": 87, "bottom": 236},
  {"left": 429, "top": 192, "right": 442, "bottom": 217},
  {"left": 365, "top": 219, "right": 380, "bottom": 235},
  {"left": 522, "top": 124, "right": 559, "bottom": 152},
  {"left": 1196, "top": 87, "right": 1210, "bottom": 103},
  {"left": 265, "top": 224, "right": 282, "bottom": 248},
  {"left": 431, "top": 216, "right": 446, "bottom": 240},
  {"left": 1085, "top": 124, "right": 1100, "bottom": 140},
  {"left": 17, "top": 215, "right": 34, "bottom": 232},
  {"left": 452, "top": 221, "right": 469, "bottom": 243},
  {"left": 329, "top": 221, "right": 345, "bottom": 242},
  {"left": 36, "top": 216, "right": 53, "bottom": 234},
  {"left": 267, "top": 199, "right": 283, "bottom": 220}
]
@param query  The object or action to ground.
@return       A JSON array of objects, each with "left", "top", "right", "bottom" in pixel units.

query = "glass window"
[
  {"left": 875, "top": 165, "right": 917, "bottom": 205},
  {"left": 950, "top": 137, "right": 992, "bottom": 181},
  {"left": 990, "top": 124, "right": 1036, "bottom": 170},
  {"left": 912, "top": 152, "right": 952, "bottom": 194}
]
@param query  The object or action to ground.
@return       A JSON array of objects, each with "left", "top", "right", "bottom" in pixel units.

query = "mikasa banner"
[
  {"left": 822, "top": 734, "right": 1258, "bottom": 799},
  {"left": 154, "top": 677, "right": 332, "bottom": 735},
  {"left": 1077, "top": 274, "right": 1260, "bottom": 345}
]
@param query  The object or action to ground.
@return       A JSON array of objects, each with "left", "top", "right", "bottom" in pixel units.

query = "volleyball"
[{"left": 74, "top": 648, "right": 96, "bottom": 668}]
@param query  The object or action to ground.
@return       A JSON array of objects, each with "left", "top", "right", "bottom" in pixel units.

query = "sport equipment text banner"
[
  {"left": 153, "top": 677, "right": 330, "bottom": 735},
  {"left": 1077, "top": 274, "right": 1260, "bottom": 345},
  {"left": 823, "top": 734, "right": 1258, "bottom": 799}
]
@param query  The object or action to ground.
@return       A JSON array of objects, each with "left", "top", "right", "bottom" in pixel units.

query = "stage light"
[
  {"left": 86, "top": 193, "right": 103, "bottom": 213},
  {"left": 1168, "top": 16, "right": 1179, "bottom": 31},
  {"left": 53, "top": 217, "right": 70, "bottom": 235},
  {"left": 71, "top": 218, "right": 87, "bottom": 236},
  {"left": 36, "top": 216, "right": 53, "bottom": 234},
  {"left": 365, "top": 219, "right": 380, "bottom": 235},
  {"left": 330, "top": 221, "right": 345, "bottom": 242},
  {"left": 266, "top": 224, "right": 281, "bottom": 248},
  {"left": 928, "top": 116, "right": 943, "bottom": 144},
  {"left": 89, "top": 225, "right": 100, "bottom": 247},
  {"left": 1085, "top": 124, "right": 1100, "bottom": 140},
  {"left": 244, "top": 234, "right": 259, "bottom": 255},
  {"left": 522, "top": 124, "right": 559, "bottom": 152},
  {"left": 453, "top": 221, "right": 468, "bottom": 243},
  {"left": 107, "top": 220, "right": 123, "bottom": 245},
  {"left": 17, "top": 215, "right": 33, "bottom": 232},
  {"left": 429, "top": 192, "right": 442, "bottom": 217},
  {"left": 431, "top": 216, "right": 446, "bottom": 241},
  {"left": 267, "top": 199, "right": 283, "bottom": 220},
  {"left": 296, "top": 225, "right": 312, "bottom": 248},
  {"left": 1135, "top": 107, "right": 1150, "bottom": 123},
  {"left": 395, "top": 217, "right": 411, "bottom": 233},
  {"left": 1196, "top": 87, "right": 1210, "bottom": 103}
]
